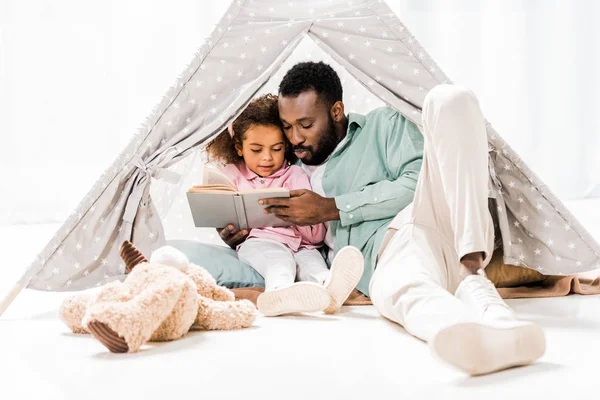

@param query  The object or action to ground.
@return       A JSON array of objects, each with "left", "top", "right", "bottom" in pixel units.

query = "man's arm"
[{"left": 334, "top": 115, "right": 423, "bottom": 226}]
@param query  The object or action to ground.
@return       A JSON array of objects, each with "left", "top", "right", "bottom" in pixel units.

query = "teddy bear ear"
[
  {"left": 150, "top": 246, "right": 190, "bottom": 270},
  {"left": 120, "top": 241, "right": 148, "bottom": 273}
]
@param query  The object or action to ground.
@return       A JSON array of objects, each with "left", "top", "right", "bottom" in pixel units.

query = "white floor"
[{"left": 1, "top": 199, "right": 600, "bottom": 400}]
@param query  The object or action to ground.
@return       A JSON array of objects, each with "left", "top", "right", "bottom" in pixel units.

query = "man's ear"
[{"left": 330, "top": 101, "right": 345, "bottom": 123}]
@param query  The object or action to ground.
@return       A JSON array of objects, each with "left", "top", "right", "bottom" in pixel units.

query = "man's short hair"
[{"left": 278, "top": 61, "right": 343, "bottom": 108}]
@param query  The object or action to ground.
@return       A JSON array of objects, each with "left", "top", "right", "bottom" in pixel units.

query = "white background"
[{"left": 1, "top": 0, "right": 599, "bottom": 225}]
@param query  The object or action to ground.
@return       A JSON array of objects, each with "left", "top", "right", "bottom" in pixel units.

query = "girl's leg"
[{"left": 237, "top": 238, "right": 296, "bottom": 291}]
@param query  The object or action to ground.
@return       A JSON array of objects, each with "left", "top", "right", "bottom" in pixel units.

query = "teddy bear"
[{"left": 59, "top": 241, "right": 257, "bottom": 353}]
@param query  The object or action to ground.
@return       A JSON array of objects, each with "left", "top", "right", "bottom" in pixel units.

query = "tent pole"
[{"left": 0, "top": 283, "right": 24, "bottom": 318}]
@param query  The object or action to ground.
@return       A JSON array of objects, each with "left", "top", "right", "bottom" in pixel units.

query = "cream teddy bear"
[{"left": 59, "top": 241, "right": 257, "bottom": 353}]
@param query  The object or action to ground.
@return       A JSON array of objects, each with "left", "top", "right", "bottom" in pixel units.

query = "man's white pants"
[
  {"left": 238, "top": 238, "right": 330, "bottom": 290},
  {"left": 369, "top": 84, "right": 495, "bottom": 343}
]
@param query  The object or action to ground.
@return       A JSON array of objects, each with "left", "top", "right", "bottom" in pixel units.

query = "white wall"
[{"left": 1, "top": 0, "right": 599, "bottom": 225}]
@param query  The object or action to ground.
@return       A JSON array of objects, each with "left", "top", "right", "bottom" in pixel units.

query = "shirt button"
[
  {"left": 346, "top": 205, "right": 351, "bottom": 209},
  {"left": 374, "top": 197, "right": 378, "bottom": 201},
  {"left": 349, "top": 214, "right": 354, "bottom": 219},
  {"left": 260, "top": 179, "right": 264, "bottom": 184}
]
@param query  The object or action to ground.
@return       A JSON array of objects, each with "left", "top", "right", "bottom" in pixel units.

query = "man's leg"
[{"left": 370, "top": 84, "right": 545, "bottom": 375}]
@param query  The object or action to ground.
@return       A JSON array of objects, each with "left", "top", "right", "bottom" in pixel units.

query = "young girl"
[{"left": 206, "top": 94, "right": 363, "bottom": 317}]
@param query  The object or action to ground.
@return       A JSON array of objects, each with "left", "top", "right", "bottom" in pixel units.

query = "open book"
[{"left": 186, "top": 166, "right": 293, "bottom": 230}]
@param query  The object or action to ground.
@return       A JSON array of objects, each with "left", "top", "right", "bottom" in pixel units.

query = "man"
[{"left": 220, "top": 61, "right": 545, "bottom": 376}]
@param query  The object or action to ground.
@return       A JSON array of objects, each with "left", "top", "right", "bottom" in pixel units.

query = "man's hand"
[
  {"left": 216, "top": 225, "right": 248, "bottom": 249},
  {"left": 259, "top": 189, "right": 340, "bottom": 226}
]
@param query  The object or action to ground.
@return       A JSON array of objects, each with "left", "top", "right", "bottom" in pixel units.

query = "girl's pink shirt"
[{"left": 221, "top": 162, "right": 326, "bottom": 252}]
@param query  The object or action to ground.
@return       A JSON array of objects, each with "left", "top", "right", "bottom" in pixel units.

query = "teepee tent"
[{"left": 2, "top": 0, "right": 599, "bottom": 315}]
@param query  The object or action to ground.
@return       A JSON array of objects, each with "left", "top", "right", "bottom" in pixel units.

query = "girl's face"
[{"left": 236, "top": 125, "right": 286, "bottom": 177}]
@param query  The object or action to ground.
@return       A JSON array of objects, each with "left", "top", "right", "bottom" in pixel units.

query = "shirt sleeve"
[
  {"left": 334, "top": 115, "right": 424, "bottom": 227},
  {"left": 286, "top": 166, "right": 327, "bottom": 245}
]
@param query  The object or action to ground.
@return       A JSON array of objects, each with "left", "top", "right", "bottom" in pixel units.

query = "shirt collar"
[
  {"left": 347, "top": 112, "right": 366, "bottom": 131},
  {"left": 239, "top": 161, "right": 290, "bottom": 181}
]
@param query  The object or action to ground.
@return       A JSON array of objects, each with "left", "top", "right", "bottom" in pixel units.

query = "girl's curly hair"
[{"left": 205, "top": 94, "right": 297, "bottom": 165}]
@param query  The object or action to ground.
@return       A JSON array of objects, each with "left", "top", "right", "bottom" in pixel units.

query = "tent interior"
[
  {"left": 153, "top": 36, "right": 387, "bottom": 247},
  {"left": 2, "top": 2, "right": 600, "bottom": 399}
]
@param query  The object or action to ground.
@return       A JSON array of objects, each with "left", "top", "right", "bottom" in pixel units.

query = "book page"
[
  {"left": 241, "top": 189, "right": 293, "bottom": 229},
  {"left": 203, "top": 166, "right": 236, "bottom": 188}
]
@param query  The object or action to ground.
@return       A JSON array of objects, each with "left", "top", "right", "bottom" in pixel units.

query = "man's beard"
[{"left": 295, "top": 116, "right": 339, "bottom": 166}]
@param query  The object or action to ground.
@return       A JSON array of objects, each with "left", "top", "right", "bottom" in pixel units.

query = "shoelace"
[{"left": 465, "top": 277, "right": 508, "bottom": 310}]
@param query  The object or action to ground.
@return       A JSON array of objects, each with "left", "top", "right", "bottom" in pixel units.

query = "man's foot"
[
  {"left": 430, "top": 321, "right": 546, "bottom": 376},
  {"left": 455, "top": 273, "right": 516, "bottom": 321},
  {"left": 323, "top": 246, "right": 365, "bottom": 314},
  {"left": 257, "top": 282, "right": 330, "bottom": 317}
]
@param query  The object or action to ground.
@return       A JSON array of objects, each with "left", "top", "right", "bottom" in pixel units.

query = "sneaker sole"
[
  {"left": 430, "top": 322, "right": 546, "bottom": 376},
  {"left": 324, "top": 246, "right": 364, "bottom": 314},
  {"left": 257, "top": 283, "right": 331, "bottom": 317}
]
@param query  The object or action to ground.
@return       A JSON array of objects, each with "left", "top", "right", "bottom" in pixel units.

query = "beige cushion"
[{"left": 486, "top": 250, "right": 546, "bottom": 287}]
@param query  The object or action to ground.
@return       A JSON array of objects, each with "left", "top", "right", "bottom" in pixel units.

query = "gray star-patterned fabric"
[{"left": 23, "top": 0, "right": 600, "bottom": 292}]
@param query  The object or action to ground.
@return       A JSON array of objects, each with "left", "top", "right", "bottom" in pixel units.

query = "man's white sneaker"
[
  {"left": 257, "top": 282, "right": 330, "bottom": 317},
  {"left": 430, "top": 320, "right": 546, "bottom": 376},
  {"left": 323, "top": 246, "right": 364, "bottom": 314},
  {"left": 455, "top": 273, "right": 516, "bottom": 321}
]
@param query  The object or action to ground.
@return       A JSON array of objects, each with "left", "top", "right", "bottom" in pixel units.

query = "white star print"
[
  {"left": 391, "top": 64, "right": 398, "bottom": 70},
  {"left": 497, "top": 206, "right": 503, "bottom": 213},
  {"left": 518, "top": 197, "right": 524, "bottom": 203},
  {"left": 82, "top": 224, "right": 88, "bottom": 231},
  {"left": 547, "top": 239, "right": 554, "bottom": 246},
  {"left": 368, "top": 80, "right": 375, "bottom": 87},
  {"left": 359, "top": 26, "right": 366, "bottom": 32},
  {"left": 52, "top": 268, "right": 59, "bottom": 275},
  {"left": 94, "top": 237, "right": 101, "bottom": 243},
  {"left": 323, "top": 32, "right": 329, "bottom": 38},
  {"left": 396, "top": 80, "right": 403, "bottom": 85},
  {"left": 534, "top": 248, "right": 541, "bottom": 255},
  {"left": 46, "top": 285, "right": 52, "bottom": 290},
  {"left": 84, "top": 270, "right": 90, "bottom": 277},
  {"left": 513, "top": 221, "right": 520, "bottom": 228},
  {"left": 189, "top": 99, "right": 196, "bottom": 105},
  {"left": 149, "top": 232, "right": 155, "bottom": 239},
  {"left": 517, "top": 238, "right": 523, "bottom": 244},
  {"left": 264, "top": 29, "right": 272, "bottom": 35},
  {"left": 210, "top": 94, "right": 217, "bottom": 100},
  {"left": 376, "top": 75, "right": 382, "bottom": 82},
  {"left": 349, "top": 53, "right": 356, "bottom": 60},
  {"left": 74, "top": 262, "right": 80, "bottom": 269},
  {"left": 556, "top": 255, "right": 562, "bottom": 262},
  {"left": 286, "top": 19, "right": 295, "bottom": 28},
  {"left": 260, "top": 46, "right": 267, "bottom": 53},
  {"left": 173, "top": 102, "right": 180, "bottom": 109},
  {"left": 222, "top": 42, "right": 229, "bottom": 48},
  {"left": 101, "top": 258, "right": 108, "bottom": 265},
  {"left": 309, "top": 8, "right": 315, "bottom": 14},
  {"left": 249, "top": 12, "right": 255, "bottom": 18},
  {"left": 518, "top": 254, "right": 525, "bottom": 262},
  {"left": 118, "top": 226, "right": 123, "bottom": 233},
  {"left": 504, "top": 164, "right": 512, "bottom": 171},
  {"left": 576, "top": 261, "right": 583, "bottom": 267},
  {"left": 521, "top": 215, "right": 529, "bottom": 222},
  {"left": 237, "top": 70, "right": 243, "bottom": 77},
  {"left": 354, "top": 11, "right": 361, "bottom": 16},
  {"left": 76, "top": 243, "right": 82, "bottom": 251},
  {"left": 186, "top": 117, "right": 191, "bottom": 123},
  {"left": 211, "top": 108, "right": 217, "bottom": 114},
  {"left": 387, "top": 46, "right": 393, "bottom": 53},
  {"left": 90, "top": 206, "right": 96, "bottom": 212},
  {"left": 343, "top": 36, "right": 350, "bottom": 42},
  {"left": 216, "top": 76, "right": 223, "bottom": 83},
  {"left": 413, "top": 68, "right": 420, "bottom": 75},
  {"left": 530, "top": 185, "right": 536, "bottom": 191},
  {"left": 365, "top": 40, "right": 371, "bottom": 47},
  {"left": 536, "top": 203, "right": 544, "bottom": 210},
  {"left": 568, "top": 242, "right": 576, "bottom": 250},
  {"left": 544, "top": 221, "right": 550, "bottom": 228},
  {"left": 66, "top": 280, "right": 72, "bottom": 287},
  {"left": 509, "top": 181, "right": 516, "bottom": 188},
  {"left": 370, "top": 58, "right": 377, "bottom": 64},
  {"left": 268, "top": 7, "right": 275, "bottom": 12},
  {"left": 564, "top": 224, "right": 571, "bottom": 231},
  {"left": 381, "top": 32, "right": 388, "bottom": 38},
  {"left": 244, "top": 36, "right": 251, "bottom": 43},
  {"left": 281, "top": 40, "right": 288, "bottom": 46},
  {"left": 58, "top": 248, "right": 64, "bottom": 255},
  {"left": 196, "top": 80, "right": 203, "bottom": 87}
]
